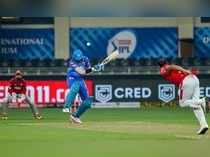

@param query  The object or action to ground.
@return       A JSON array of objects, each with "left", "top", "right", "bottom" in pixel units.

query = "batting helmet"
[{"left": 72, "top": 49, "right": 84, "bottom": 61}]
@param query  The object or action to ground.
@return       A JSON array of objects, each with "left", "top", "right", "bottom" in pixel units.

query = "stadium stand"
[{"left": 1, "top": 58, "right": 210, "bottom": 75}]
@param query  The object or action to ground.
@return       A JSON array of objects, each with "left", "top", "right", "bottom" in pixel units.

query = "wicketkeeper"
[{"left": 0, "top": 70, "right": 42, "bottom": 120}]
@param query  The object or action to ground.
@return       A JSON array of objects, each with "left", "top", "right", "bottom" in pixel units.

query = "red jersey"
[
  {"left": 160, "top": 64, "right": 188, "bottom": 86},
  {"left": 8, "top": 77, "right": 26, "bottom": 94}
]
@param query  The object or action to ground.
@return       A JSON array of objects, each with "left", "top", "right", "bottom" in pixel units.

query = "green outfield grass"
[{"left": 0, "top": 107, "right": 210, "bottom": 157}]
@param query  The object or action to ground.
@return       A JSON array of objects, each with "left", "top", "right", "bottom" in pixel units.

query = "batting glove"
[{"left": 92, "top": 64, "right": 104, "bottom": 72}]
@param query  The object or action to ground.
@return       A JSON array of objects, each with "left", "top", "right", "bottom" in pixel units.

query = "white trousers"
[
  {"left": 178, "top": 75, "right": 208, "bottom": 127},
  {"left": 1, "top": 94, "right": 39, "bottom": 115},
  {"left": 179, "top": 75, "right": 202, "bottom": 108}
]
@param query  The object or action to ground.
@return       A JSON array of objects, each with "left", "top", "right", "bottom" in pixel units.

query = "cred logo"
[
  {"left": 158, "top": 84, "right": 175, "bottom": 103},
  {"left": 114, "top": 87, "right": 151, "bottom": 99},
  {"left": 95, "top": 85, "right": 112, "bottom": 103}
]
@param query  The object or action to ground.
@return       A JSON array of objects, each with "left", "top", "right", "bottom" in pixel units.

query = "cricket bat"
[{"left": 100, "top": 49, "right": 120, "bottom": 66}]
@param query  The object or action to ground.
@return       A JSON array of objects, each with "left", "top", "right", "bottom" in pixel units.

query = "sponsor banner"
[
  {"left": 0, "top": 28, "right": 54, "bottom": 59},
  {"left": 194, "top": 27, "right": 210, "bottom": 58},
  {"left": 94, "top": 77, "right": 176, "bottom": 103},
  {"left": 199, "top": 79, "right": 210, "bottom": 98},
  {"left": 1, "top": 75, "right": 210, "bottom": 107},
  {"left": 0, "top": 80, "right": 93, "bottom": 107},
  {"left": 70, "top": 27, "right": 178, "bottom": 60},
  {"left": 94, "top": 75, "right": 210, "bottom": 103}
]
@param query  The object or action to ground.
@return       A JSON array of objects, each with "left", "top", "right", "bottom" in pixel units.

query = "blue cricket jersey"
[{"left": 66, "top": 56, "right": 91, "bottom": 81}]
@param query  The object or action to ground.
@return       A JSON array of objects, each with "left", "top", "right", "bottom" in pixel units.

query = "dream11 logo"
[{"left": 107, "top": 30, "right": 137, "bottom": 59}]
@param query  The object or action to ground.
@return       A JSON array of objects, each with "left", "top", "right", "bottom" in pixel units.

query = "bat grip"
[{"left": 101, "top": 58, "right": 110, "bottom": 65}]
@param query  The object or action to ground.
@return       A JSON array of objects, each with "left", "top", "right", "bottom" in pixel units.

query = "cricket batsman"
[
  {"left": 0, "top": 70, "right": 42, "bottom": 120},
  {"left": 158, "top": 60, "right": 208, "bottom": 135},
  {"left": 62, "top": 49, "right": 103, "bottom": 124}
]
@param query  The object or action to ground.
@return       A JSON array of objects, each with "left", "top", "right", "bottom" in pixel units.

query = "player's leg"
[
  {"left": 179, "top": 75, "right": 208, "bottom": 134},
  {"left": 25, "top": 95, "right": 42, "bottom": 119},
  {"left": 193, "top": 107, "right": 209, "bottom": 134},
  {"left": 70, "top": 81, "right": 92, "bottom": 123},
  {"left": 179, "top": 76, "right": 203, "bottom": 108},
  {"left": 63, "top": 80, "right": 80, "bottom": 112},
  {"left": 1, "top": 94, "right": 12, "bottom": 119},
  {"left": 191, "top": 76, "right": 208, "bottom": 134},
  {"left": 71, "top": 94, "right": 80, "bottom": 113}
]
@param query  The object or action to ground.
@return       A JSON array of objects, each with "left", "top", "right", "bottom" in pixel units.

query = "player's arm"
[
  {"left": 21, "top": 80, "right": 27, "bottom": 95},
  {"left": 75, "top": 66, "right": 103, "bottom": 74},
  {"left": 75, "top": 67, "right": 91, "bottom": 75},
  {"left": 166, "top": 64, "right": 192, "bottom": 74},
  {"left": 8, "top": 79, "right": 14, "bottom": 95},
  {"left": 69, "top": 58, "right": 92, "bottom": 75},
  {"left": 75, "top": 58, "right": 103, "bottom": 74},
  {"left": 84, "top": 57, "right": 94, "bottom": 74}
]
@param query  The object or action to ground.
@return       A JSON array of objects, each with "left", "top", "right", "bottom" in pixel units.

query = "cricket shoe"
[
  {"left": 70, "top": 115, "right": 82, "bottom": 124},
  {"left": 197, "top": 126, "right": 209, "bottom": 135},
  {"left": 201, "top": 97, "right": 207, "bottom": 113},
  {"left": 62, "top": 108, "right": 70, "bottom": 113},
  {"left": 34, "top": 113, "right": 42, "bottom": 120},
  {"left": 1, "top": 113, "right": 8, "bottom": 120},
  {"left": 1, "top": 115, "right": 8, "bottom": 120}
]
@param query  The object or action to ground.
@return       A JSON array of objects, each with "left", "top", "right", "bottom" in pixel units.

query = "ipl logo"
[
  {"left": 118, "top": 39, "right": 131, "bottom": 54},
  {"left": 107, "top": 30, "right": 137, "bottom": 59},
  {"left": 158, "top": 84, "right": 175, "bottom": 103},
  {"left": 95, "top": 85, "right": 112, "bottom": 103},
  {"left": 203, "top": 36, "right": 210, "bottom": 44}
]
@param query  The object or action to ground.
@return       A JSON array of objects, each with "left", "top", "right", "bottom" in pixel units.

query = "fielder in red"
[
  {"left": 158, "top": 60, "right": 208, "bottom": 135},
  {"left": 1, "top": 70, "right": 42, "bottom": 120}
]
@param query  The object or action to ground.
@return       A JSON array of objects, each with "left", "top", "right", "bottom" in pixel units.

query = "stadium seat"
[
  {"left": 191, "top": 58, "right": 203, "bottom": 66},
  {"left": 7, "top": 59, "right": 16, "bottom": 67},
  {"left": 172, "top": 57, "right": 182, "bottom": 65},
  {"left": 180, "top": 58, "right": 190, "bottom": 66},
  {"left": 153, "top": 57, "right": 173, "bottom": 66},
  {"left": 144, "top": 58, "right": 152, "bottom": 66},
  {"left": 114, "top": 59, "right": 121, "bottom": 66},
  {"left": 55, "top": 59, "right": 66, "bottom": 67},
  {"left": 0, "top": 57, "right": 209, "bottom": 75},
  {"left": 125, "top": 59, "right": 133, "bottom": 66},
  {"left": 138, "top": 59, "right": 145, "bottom": 66},
  {"left": 151, "top": 58, "right": 159, "bottom": 66},
  {"left": 12, "top": 60, "right": 20, "bottom": 67},
  {"left": 133, "top": 60, "right": 138, "bottom": 66},
  {"left": 42, "top": 59, "right": 55, "bottom": 67},
  {"left": 144, "top": 58, "right": 156, "bottom": 66},
  {"left": 165, "top": 57, "right": 173, "bottom": 64},
  {"left": 13, "top": 60, "right": 26, "bottom": 67},
  {"left": 30, "top": 59, "right": 42, "bottom": 67},
  {"left": 133, "top": 59, "right": 140, "bottom": 66},
  {"left": 108, "top": 60, "right": 117, "bottom": 67},
  {"left": 204, "top": 58, "right": 210, "bottom": 66},
  {"left": 25, "top": 60, "right": 33, "bottom": 67},
  {"left": 118, "top": 59, "right": 129, "bottom": 67},
  {"left": 0, "top": 59, "right": 9, "bottom": 67}
]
